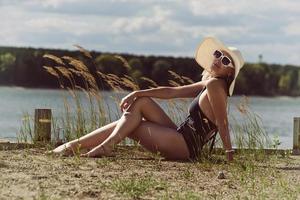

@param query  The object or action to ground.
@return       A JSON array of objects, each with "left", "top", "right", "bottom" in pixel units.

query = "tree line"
[{"left": 0, "top": 46, "right": 299, "bottom": 96}]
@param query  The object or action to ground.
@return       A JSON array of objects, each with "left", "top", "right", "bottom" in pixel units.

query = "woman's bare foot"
[
  {"left": 46, "top": 142, "right": 78, "bottom": 156},
  {"left": 80, "top": 145, "right": 112, "bottom": 158}
]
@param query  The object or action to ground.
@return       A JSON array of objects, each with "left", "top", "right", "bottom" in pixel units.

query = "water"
[{"left": 1, "top": 86, "right": 299, "bottom": 149}]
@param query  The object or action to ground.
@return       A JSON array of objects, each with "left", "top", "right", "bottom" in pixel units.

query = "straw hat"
[{"left": 195, "top": 37, "right": 245, "bottom": 96}]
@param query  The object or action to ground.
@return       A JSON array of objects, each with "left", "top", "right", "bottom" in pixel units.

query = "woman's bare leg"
[
  {"left": 129, "top": 121, "right": 190, "bottom": 160},
  {"left": 81, "top": 97, "right": 178, "bottom": 157},
  {"left": 51, "top": 96, "right": 175, "bottom": 155},
  {"left": 51, "top": 120, "right": 119, "bottom": 155}
]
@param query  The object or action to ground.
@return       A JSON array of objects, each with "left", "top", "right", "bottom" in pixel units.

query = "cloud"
[
  {"left": 240, "top": 43, "right": 300, "bottom": 65},
  {"left": 21, "top": 0, "right": 156, "bottom": 17},
  {"left": 283, "top": 22, "right": 300, "bottom": 36},
  {"left": 0, "top": 0, "right": 299, "bottom": 65},
  {"left": 28, "top": 0, "right": 79, "bottom": 8},
  {"left": 186, "top": 0, "right": 300, "bottom": 16}
]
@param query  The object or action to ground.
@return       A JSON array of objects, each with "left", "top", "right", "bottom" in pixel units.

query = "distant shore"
[{"left": 1, "top": 46, "right": 300, "bottom": 96}]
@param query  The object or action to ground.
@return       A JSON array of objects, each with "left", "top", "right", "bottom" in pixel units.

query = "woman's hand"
[{"left": 119, "top": 91, "right": 138, "bottom": 112}]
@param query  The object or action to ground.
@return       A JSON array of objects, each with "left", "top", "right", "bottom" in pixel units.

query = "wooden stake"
[
  {"left": 34, "top": 109, "right": 52, "bottom": 143},
  {"left": 293, "top": 117, "right": 300, "bottom": 155}
]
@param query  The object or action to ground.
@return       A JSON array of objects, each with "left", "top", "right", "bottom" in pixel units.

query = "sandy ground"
[{"left": 0, "top": 144, "right": 300, "bottom": 200}]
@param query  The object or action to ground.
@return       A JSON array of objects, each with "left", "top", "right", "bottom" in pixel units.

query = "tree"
[
  {"left": 128, "top": 58, "right": 143, "bottom": 86},
  {"left": 95, "top": 54, "right": 128, "bottom": 76},
  {"left": 0, "top": 53, "right": 16, "bottom": 84},
  {"left": 151, "top": 59, "right": 172, "bottom": 85},
  {"left": 241, "top": 63, "right": 268, "bottom": 95},
  {"left": 278, "top": 73, "right": 291, "bottom": 94},
  {"left": 0, "top": 53, "right": 15, "bottom": 72}
]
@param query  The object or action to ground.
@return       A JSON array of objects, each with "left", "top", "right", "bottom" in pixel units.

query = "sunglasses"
[{"left": 213, "top": 50, "right": 234, "bottom": 67}]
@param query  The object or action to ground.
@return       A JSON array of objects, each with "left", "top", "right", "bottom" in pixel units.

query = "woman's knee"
[
  {"left": 136, "top": 96, "right": 153, "bottom": 106},
  {"left": 127, "top": 97, "right": 153, "bottom": 112}
]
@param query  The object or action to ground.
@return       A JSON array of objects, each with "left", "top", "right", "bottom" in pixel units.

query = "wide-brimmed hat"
[{"left": 195, "top": 37, "right": 245, "bottom": 96}]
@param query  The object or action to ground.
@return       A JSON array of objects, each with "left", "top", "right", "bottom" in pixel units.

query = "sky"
[{"left": 0, "top": 0, "right": 300, "bottom": 65}]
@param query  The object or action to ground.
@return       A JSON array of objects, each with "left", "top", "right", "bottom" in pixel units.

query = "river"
[{"left": 1, "top": 86, "right": 299, "bottom": 149}]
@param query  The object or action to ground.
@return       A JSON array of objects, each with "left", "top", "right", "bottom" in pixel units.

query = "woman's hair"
[
  {"left": 201, "top": 70, "right": 234, "bottom": 96},
  {"left": 225, "top": 74, "right": 234, "bottom": 96},
  {"left": 201, "top": 70, "right": 212, "bottom": 81}
]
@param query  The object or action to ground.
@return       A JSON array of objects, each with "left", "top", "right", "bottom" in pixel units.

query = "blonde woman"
[{"left": 51, "top": 37, "right": 244, "bottom": 162}]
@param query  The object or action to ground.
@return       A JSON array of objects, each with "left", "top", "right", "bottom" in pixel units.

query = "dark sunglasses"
[{"left": 213, "top": 50, "right": 234, "bottom": 67}]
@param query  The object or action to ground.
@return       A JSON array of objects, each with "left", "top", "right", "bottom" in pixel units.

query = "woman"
[{"left": 51, "top": 37, "right": 245, "bottom": 162}]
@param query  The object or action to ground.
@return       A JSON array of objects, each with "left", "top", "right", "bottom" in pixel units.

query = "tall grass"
[
  {"left": 230, "top": 96, "right": 271, "bottom": 151},
  {"left": 18, "top": 45, "right": 271, "bottom": 160},
  {"left": 43, "top": 51, "right": 123, "bottom": 143},
  {"left": 17, "top": 111, "right": 33, "bottom": 143},
  {"left": 18, "top": 46, "right": 190, "bottom": 146}
]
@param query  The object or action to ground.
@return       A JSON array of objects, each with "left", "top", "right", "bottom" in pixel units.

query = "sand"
[{"left": 0, "top": 145, "right": 300, "bottom": 200}]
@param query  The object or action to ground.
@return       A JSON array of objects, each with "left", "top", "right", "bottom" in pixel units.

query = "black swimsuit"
[{"left": 177, "top": 87, "right": 217, "bottom": 160}]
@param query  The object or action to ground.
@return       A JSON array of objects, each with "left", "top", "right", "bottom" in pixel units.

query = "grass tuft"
[{"left": 109, "top": 175, "right": 164, "bottom": 199}]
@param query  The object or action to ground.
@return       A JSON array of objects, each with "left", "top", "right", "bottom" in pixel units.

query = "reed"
[
  {"left": 230, "top": 96, "right": 271, "bottom": 152},
  {"left": 12, "top": 47, "right": 298, "bottom": 200},
  {"left": 19, "top": 46, "right": 271, "bottom": 161},
  {"left": 17, "top": 111, "right": 33, "bottom": 143}
]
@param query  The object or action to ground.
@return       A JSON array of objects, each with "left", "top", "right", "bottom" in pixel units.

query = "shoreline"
[
  {"left": 2, "top": 85, "right": 300, "bottom": 98},
  {"left": 0, "top": 139, "right": 293, "bottom": 153}
]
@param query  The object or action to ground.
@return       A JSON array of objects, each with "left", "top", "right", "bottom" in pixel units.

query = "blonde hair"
[
  {"left": 201, "top": 70, "right": 212, "bottom": 81},
  {"left": 201, "top": 69, "right": 234, "bottom": 96}
]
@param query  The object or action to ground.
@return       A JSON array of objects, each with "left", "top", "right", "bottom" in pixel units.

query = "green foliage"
[
  {"left": 110, "top": 175, "right": 163, "bottom": 199},
  {"left": 239, "top": 63, "right": 267, "bottom": 95},
  {"left": 95, "top": 54, "right": 128, "bottom": 76},
  {"left": 0, "top": 46, "right": 300, "bottom": 96},
  {"left": 152, "top": 59, "right": 172, "bottom": 85},
  {"left": 128, "top": 57, "right": 143, "bottom": 72},
  {"left": 271, "top": 135, "right": 282, "bottom": 149},
  {"left": 128, "top": 58, "right": 143, "bottom": 84},
  {"left": 278, "top": 73, "right": 291, "bottom": 93},
  {"left": 0, "top": 53, "right": 15, "bottom": 72}
]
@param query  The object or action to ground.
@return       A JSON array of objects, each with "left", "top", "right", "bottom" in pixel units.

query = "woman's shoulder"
[
  {"left": 206, "top": 77, "right": 226, "bottom": 86},
  {"left": 205, "top": 77, "right": 227, "bottom": 95}
]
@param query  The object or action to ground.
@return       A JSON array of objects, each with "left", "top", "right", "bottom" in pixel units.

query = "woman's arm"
[
  {"left": 119, "top": 81, "right": 206, "bottom": 112},
  {"left": 135, "top": 87, "right": 178, "bottom": 99},
  {"left": 135, "top": 81, "right": 207, "bottom": 99},
  {"left": 206, "top": 78, "right": 233, "bottom": 161}
]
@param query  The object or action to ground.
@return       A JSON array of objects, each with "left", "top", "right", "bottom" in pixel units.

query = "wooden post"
[
  {"left": 34, "top": 109, "right": 52, "bottom": 143},
  {"left": 293, "top": 117, "right": 300, "bottom": 155}
]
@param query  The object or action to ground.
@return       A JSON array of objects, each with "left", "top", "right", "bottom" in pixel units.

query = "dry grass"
[
  {"left": 20, "top": 46, "right": 276, "bottom": 155},
  {"left": 11, "top": 46, "right": 300, "bottom": 199},
  {"left": 0, "top": 146, "right": 299, "bottom": 199},
  {"left": 21, "top": 49, "right": 196, "bottom": 146}
]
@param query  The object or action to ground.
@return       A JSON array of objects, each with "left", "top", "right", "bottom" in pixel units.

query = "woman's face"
[{"left": 209, "top": 50, "right": 235, "bottom": 77}]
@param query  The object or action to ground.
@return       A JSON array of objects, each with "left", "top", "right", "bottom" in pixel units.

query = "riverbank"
[{"left": 0, "top": 145, "right": 300, "bottom": 199}]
